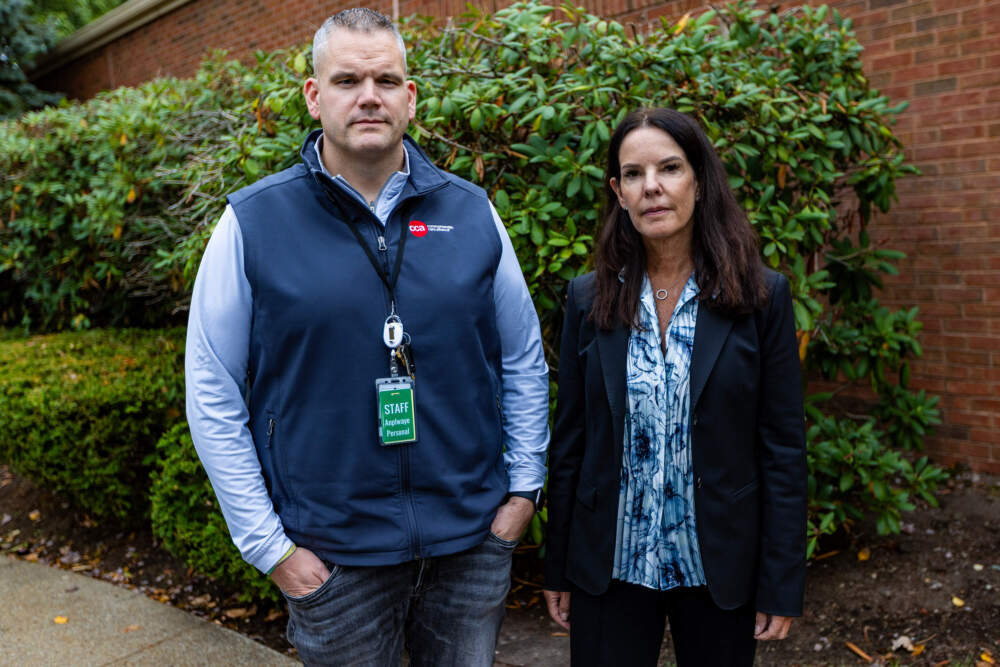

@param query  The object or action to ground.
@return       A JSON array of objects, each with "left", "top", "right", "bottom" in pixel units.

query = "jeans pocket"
[
  {"left": 283, "top": 563, "right": 342, "bottom": 606},
  {"left": 487, "top": 531, "right": 519, "bottom": 549}
]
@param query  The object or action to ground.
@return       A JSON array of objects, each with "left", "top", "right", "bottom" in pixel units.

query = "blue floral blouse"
[{"left": 611, "top": 273, "right": 707, "bottom": 590}]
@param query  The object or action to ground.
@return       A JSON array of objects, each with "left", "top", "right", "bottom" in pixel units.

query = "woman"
[{"left": 542, "top": 108, "right": 807, "bottom": 666}]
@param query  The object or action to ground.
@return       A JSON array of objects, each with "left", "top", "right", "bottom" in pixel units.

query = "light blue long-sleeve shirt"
[{"left": 185, "top": 141, "right": 550, "bottom": 574}]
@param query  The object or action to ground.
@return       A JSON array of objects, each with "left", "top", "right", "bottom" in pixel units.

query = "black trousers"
[{"left": 569, "top": 581, "right": 757, "bottom": 667}]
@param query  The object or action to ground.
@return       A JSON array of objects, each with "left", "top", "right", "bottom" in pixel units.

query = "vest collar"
[{"left": 299, "top": 129, "right": 448, "bottom": 199}]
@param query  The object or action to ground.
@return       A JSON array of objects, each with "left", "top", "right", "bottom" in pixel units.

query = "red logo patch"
[{"left": 409, "top": 221, "right": 428, "bottom": 237}]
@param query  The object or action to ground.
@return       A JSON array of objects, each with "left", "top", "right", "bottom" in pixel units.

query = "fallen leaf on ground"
[
  {"left": 551, "top": 632, "right": 568, "bottom": 637},
  {"left": 952, "top": 596, "right": 965, "bottom": 607},
  {"left": 28, "top": 510, "right": 40, "bottom": 521},
  {"left": 264, "top": 608, "right": 285, "bottom": 622},
  {"left": 122, "top": 624, "right": 140, "bottom": 633},
  {"left": 24, "top": 552, "right": 39, "bottom": 562},
  {"left": 224, "top": 607, "right": 248, "bottom": 619},
  {"left": 857, "top": 547, "right": 871, "bottom": 562},
  {"left": 53, "top": 616, "right": 68, "bottom": 624},
  {"left": 981, "top": 651, "right": 994, "bottom": 664},
  {"left": 913, "top": 645, "right": 926, "bottom": 656},
  {"left": 891, "top": 636, "right": 914, "bottom": 652},
  {"left": 1, "top": 513, "right": 10, "bottom": 525},
  {"left": 973, "top": 564, "right": 984, "bottom": 571}
]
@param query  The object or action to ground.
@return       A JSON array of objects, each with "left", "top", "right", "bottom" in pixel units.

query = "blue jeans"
[{"left": 284, "top": 533, "right": 516, "bottom": 666}]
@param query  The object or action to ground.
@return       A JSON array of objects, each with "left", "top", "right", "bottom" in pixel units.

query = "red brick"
[
  {"left": 915, "top": 44, "right": 960, "bottom": 63},
  {"left": 938, "top": 25, "right": 984, "bottom": 43},
  {"left": 916, "top": 12, "right": 959, "bottom": 30},
  {"left": 961, "top": 70, "right": 1000, "bottom": 89},
  {"left": 942, "top": 318, "right": 991, "bottom": 334},
  {"left": 970, "top": 427, "right": 1000, "bottom": 445},
  {"left": 938, "top": 56, "right": 984, "bottom": 76},
  {"left": 891, "top": 0, "right": 934, "bottom": 20},
  {"left": 934, "top": 0, "right": 979, "bottom": 11},
  {"left": 949, "top": 442, "right": 991, "bottom": 458},
  {"left": 931, "top": 152, "right": 978, "bottom": 172},
  {"left": 965, "top": 335, "right": 1000, "bottom": 351},
  {"left": 937, "top": 89, "right": 984, "bottom": 109},
  {"left": 945, "top": 349, "right": 990, "bottom": 365},
  {"left": 961, "top": 4, "right": 1000, "bottom": 25},
  {"left": 960, "top": 140, "right": 1000, "bottom": 156},
  {"left": 960, "top": 38, "right": 999, "bottom": 56},
  {"left": 935, "top": 287, "right": 983, "bottom": 303},
  {"left": 917, "top": 301, "right": 962, "bottom": 316},
  {"left": 941, "top": 256, "right": 985, "bottom": 271},
  {"left": 874, "top": 52, "right": 915, "bottom": 70},
  {"left": 863, "top": 39, "right": 896, "bottom": 58},
  {"left": 912, "top": 144, "right": 961, "bottom": 161},
  {"left": 941, "top": 125, "right": 985, "bottom": 141},
  {"left": 961, "top": 103, "right": 1000, "bottom": 123}
]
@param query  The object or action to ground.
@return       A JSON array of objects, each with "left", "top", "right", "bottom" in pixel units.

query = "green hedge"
[
  {"left": 0, "top": 60, "right": 264, "bottom": 331},
  {"left": 150, "top": 423, "right": 280, "bottom": 602},
  {"left": 0, "top": 328, "right": 184, "bottom": 522}
]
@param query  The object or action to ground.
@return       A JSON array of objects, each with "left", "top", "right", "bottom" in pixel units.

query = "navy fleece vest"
[{"left": 228, "top": 132, "right": 506, "bottom": 566}]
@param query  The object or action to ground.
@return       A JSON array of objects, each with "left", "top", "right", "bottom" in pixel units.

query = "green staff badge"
[{"left": 376, "top": 377, "right": 417, "bottom": 445}]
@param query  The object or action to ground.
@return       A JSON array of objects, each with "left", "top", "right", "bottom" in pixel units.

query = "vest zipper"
[
  {"left": 265, "top": 418, "right": 290, "bottom": 501},
  {"left": 399, "top": 445, "right": 421, "bottom": 559},
  {"left": 365, "top": 202, "right": 418, "bottom": 557}
]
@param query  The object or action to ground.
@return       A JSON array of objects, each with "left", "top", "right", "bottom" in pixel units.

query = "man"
[{"left": 185, "top": 8, "right": 549, "bottom": 665}]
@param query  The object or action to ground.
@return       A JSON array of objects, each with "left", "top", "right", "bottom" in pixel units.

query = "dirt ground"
[{"left": 1, "top": 463, "right": 997, "bottom": 666}]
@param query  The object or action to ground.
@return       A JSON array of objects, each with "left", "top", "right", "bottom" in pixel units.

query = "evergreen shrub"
[{"left": 0, "top": 328, "right": 184, "bottom": 522}]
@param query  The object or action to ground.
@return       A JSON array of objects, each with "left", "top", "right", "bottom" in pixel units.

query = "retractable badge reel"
[{"left": 376, "top": 306, "right": 417, "bottom": 446}]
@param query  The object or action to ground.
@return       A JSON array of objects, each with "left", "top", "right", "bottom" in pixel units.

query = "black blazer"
[{"left": 544, "top": 268, "right": 807, "bottom": 617}]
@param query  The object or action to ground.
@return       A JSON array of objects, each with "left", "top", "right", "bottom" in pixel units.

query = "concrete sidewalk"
[
  {"left": 0, "top": 556, "right": 297, "bottom": 666},
  {"left": 0, "top": 554, "right": 571, "bottom": 666}
]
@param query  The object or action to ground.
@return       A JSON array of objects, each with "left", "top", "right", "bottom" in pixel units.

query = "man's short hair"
[{"left": 312, "top": 8, "right": 408, "bottom": 76}]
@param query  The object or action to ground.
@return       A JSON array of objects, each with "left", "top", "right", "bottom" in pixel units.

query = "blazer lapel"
[
  {"left": 596, "top": 324, "right": 629, "bottom": 456},
  {"left": 690, "top": 305, "right": 734, "bottom": 411}
]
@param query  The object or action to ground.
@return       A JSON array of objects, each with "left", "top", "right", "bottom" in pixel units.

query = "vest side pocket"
[{"left": 265, "top": 414, "right": 295, "bottom": 516}]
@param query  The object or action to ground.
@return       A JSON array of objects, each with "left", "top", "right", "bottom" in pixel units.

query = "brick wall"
[
  {"left": 834, "top": 0, "right": 1000, "bottom": 473},
  {"left": 33, "top": 0, "right": 1000, "bottom": 472}
]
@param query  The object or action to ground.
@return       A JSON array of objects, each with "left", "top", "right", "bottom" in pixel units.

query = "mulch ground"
[{"left": 2, "top": 463, "right": 998, "bottom": 666}]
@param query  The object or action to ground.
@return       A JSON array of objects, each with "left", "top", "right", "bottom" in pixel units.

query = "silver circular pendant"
[{"left": 654, "top": 289, "right": 668, "bottom": 300}]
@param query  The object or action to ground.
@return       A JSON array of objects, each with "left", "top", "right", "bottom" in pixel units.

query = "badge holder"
[{"left": 376, "top": 307, "right": 417, "bottom": 446}]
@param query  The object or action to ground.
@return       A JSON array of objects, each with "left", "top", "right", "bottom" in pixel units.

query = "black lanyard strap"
[{"left": 326, "top": 189, "right": 409, "bottom": 305}]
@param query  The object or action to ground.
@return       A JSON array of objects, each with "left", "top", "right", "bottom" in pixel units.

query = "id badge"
[{"left": 376, "top": 376, "right": 417, "bottom": 446}]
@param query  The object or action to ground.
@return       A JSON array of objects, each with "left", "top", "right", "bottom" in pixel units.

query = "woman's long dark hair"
[{"left": 590, "top": 108, "right": 767, "bottom": 330}]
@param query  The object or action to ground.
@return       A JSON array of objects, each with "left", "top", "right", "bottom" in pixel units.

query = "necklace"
[{"left": 652, "top": 272, "right": 690, "bottom": 301}]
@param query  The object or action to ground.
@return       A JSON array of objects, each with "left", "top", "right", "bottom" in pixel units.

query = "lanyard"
[
  {"left": 325, "top": 189, "right": 409, "bottom": 310},
  {"left": 324, "top": 187, "right": 416, "bottom": 378}
]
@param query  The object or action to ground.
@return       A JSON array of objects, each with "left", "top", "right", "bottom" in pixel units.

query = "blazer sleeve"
[
  {"left": 544, "top": 278, "right": 587, "bottom": 591},
  {"left": 754, "top": 271, "right": 808, "bottom": 616}
]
